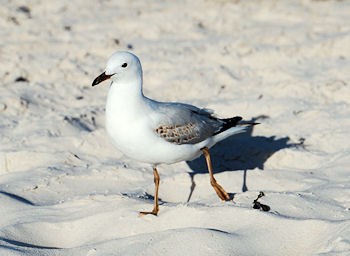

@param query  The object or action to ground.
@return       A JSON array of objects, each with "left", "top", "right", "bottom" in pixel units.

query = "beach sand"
[{"left": 1, "top": 0, "right": 350, "bottom": 255}]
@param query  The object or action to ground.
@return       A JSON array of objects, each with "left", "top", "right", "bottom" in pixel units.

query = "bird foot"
[
  {"left": 138, "top": 208, "right": 159, "bottom": 217},
  {"left": 212, "top": 182, "right": 231, "bottom": 201}
]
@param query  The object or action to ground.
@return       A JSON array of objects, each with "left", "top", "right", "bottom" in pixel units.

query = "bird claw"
[
  {"left": 138, "top": 208, "right": 159, "bottom": 217},
  {"left": 212, "top": 182, "right": 231, "bottom": 201}
]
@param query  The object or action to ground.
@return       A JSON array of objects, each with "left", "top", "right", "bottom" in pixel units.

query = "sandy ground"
[{"left": 1, "top": 0, "right": 350, "bottom": 255}]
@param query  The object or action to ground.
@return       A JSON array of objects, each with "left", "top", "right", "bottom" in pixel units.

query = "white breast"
[{"left": 105, "top": 86, "right": 204, "bottom": 165}]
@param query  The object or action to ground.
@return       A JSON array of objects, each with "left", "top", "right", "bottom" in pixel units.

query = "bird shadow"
[{"left": 186, "top": 116, "right": 305, "bottom": 200}]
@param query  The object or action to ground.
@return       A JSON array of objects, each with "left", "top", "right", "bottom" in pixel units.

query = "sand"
[{"left": 1, "top": 0, "right": 350, "bottom": 255}]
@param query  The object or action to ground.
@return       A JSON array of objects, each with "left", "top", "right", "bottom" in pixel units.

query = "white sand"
[{"left": 1, "top": 0, "right": 350, "bottom": 255}]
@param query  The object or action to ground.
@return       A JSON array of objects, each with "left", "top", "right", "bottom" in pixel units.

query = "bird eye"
[{"left": 121, "top": 63, "right": 128, "bottom": 68}]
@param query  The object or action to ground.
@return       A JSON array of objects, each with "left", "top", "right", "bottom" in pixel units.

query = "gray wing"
[{"left": 150, "top": 101, "right": 224, "bottom": 145}]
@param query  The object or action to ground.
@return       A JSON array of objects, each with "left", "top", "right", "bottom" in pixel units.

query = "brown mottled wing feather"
[{"left": 155, "top": 123, "right": 200, "bottom": 144}]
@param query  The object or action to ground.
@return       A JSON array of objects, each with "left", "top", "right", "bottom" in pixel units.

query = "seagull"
[{"left": 92, "top": 51, "right": 257, "bottom": 216}]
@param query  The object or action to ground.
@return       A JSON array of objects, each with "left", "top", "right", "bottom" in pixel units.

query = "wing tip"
[
  {"left": 238, "top": 122, "right": 260, "bottom": 127},
  {"left": 214, "top": 117, "right": 259, "bottom": 135}
]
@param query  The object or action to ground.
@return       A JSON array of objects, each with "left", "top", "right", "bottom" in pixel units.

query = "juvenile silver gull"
[{"left": 92, "top": 51, "right": 257, "bottom": 216}]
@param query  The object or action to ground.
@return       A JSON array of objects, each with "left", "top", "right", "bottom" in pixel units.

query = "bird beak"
[{"left": 92, "top": 72, "right": 113, "bottom": 87}]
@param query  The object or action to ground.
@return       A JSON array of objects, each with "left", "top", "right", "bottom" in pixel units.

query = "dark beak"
[{"left": 92, "top": 72, "right": 113, "bottom": 87}]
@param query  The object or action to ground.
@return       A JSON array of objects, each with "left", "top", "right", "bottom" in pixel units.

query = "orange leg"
[
  {"left": 139, "top": 168, "right": 160, "bottom": 216},
  {"left": 201, "top": 147, "right": 230, "bottom": 201}
]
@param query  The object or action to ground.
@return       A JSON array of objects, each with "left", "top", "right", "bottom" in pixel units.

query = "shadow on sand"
[{"left": 186, "top": 116, "right": 304, "bottom": 200}]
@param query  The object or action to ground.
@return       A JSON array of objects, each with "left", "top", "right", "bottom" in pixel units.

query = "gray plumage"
[{"left": 148, "top": 100, "right": 243, "bottom": 145}]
